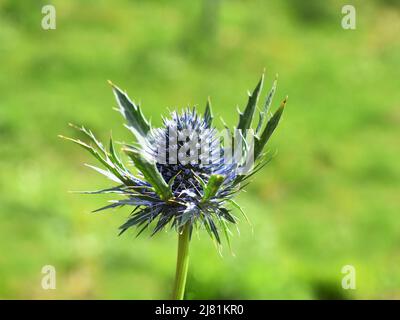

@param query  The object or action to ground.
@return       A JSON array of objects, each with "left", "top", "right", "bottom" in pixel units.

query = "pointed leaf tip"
[
  {"left": 204, "top": 97, "right": 214, "bottom": 127},
  {"left": 111, "top": 84, "right": 151, "bottom": 139},
  {"left": 254, "top": 96, "right": 286, "bottom": 160},
  {"left": 256, "top": 76, "right": 278, "bottom": 134},
  {"left": 237, "top": 73, "right": 264, "bottom": 135}
]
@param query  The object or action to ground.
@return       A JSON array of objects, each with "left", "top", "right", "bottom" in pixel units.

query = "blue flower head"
[{"left": 60, "top": 73, "right": 286, "bottom": 245}]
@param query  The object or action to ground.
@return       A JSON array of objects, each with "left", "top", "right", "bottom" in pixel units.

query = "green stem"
[{"left": 172, "top": 223, "right": 191, "bottom": 300}]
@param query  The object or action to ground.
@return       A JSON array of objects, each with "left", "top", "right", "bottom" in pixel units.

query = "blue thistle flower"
[{"left": 60, "top": 73, "right": 286, "bottom": 246}]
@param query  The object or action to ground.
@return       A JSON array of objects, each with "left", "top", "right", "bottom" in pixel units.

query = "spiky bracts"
[{"left": 60, "top": 73, "right": 286, "bottom": 246}]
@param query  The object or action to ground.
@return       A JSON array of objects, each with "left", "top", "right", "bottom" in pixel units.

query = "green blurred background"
[{"left": 0, "top": 0, "right": 399, "bottom": 299}]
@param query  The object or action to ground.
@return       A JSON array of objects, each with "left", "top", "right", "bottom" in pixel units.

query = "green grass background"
[{"left": 0, "top": 0, "right": 399, "bottom": 299}]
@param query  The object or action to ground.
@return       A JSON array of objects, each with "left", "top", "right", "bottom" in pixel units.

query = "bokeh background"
[{"left": 0, "top": 0, "right": 399, "bottom": 299}]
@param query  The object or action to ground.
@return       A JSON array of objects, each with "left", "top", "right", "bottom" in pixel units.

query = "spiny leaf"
[
  {"left": 68, "top": 123, "right": 107, "bottom": 156},
  {"left": 119, "top": 208, "right": 160, "bottom": 235},
  {"left": 71, "top": 185, "right": 125, "bottom": 195},
  {"left": 254, "top": 96, "right": 287, "bottom": 160},
  {"left": 207, "top": 215, "right": 221, "bottom": 244},
  {"left": 109, "top": 135, "right": 126, "bottom": 171},
  {"left": 168, "top": 170, "right": 182, "bottom": 189},
  {"left": 124, "top": 148, "right": 173, "bottom": 201},
  {"left": 219, "top": 207, "right": 236, "bottom": 224},
  {"left": 233, "top": 154, "right": 272, "bottom": 185},
  {"left": 256, "top": 75, "right": 278, "bottom": 135},
  {"left": 204, "top": 97, "right": 213, "bottom": 127},
  {"left": 135, "top": 223, "right": 150, "bottom": 238},
  {"left": 151, "top": 214, "right": 173, "bottom": 236},
  {"left": 226, "top": 199, "right": 251, "bottom": 227},
  {"left": 59, "top": 134, "right": 133, "bottom": 186},
  {"left": 237, "top": 73, "right": 264, "bottom": 135},
  {"left": 190, "top": 170, "right": 206, "bottom": 190},
  {"left": 92, "top": 201, "right": 125, "bottom": 213},
  {"left": 84, "top": 164, "right": 122, "bottom": 183},
  {"left": 59, "top": 135, "right": 103, "bottom": 163},
  {"left": 202, "top": 174, "right": 225, "bottom": 202},
  {"left": 59, "top": 135, "right": 114, "bottom": 174},
  {"left": 93, "top": 198, "right": 154, "bottom": 214},
  {"left": 219, "top": 217, "right": 234, "bottom": 255},
  {"left": 109, "top": 81, "right": 151, "bottom": 139}
]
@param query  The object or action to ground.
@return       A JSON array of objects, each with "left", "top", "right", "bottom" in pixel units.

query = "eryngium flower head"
[{"left": 60, "top": 73, "right": 287, "bottom": 245}]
